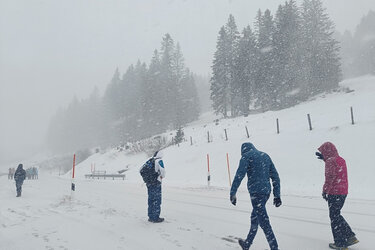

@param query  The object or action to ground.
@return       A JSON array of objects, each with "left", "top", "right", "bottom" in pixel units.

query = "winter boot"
[
  {"left": 238, "top": 238, "right": 250, "bottom": 250},
  {"left": 148, "top": 217, "right": 164, "bottom": 223},
  {"left": 16, "top": 192, "right": 21, "bottom": 197},
  {"left": 346, "top": 236, "right": 359, "bottom": 246},
  {"left": 329, "top": 243, "right": 348, "bottom": 250}
]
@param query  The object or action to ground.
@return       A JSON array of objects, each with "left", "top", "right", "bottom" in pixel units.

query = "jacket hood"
[
  {"left": 241, "top": 142, "right": 256, "bottom": 156},
  {"left": 318, "top": 142, "right": 339, "bottom": 160},
  {"left": 17, "top": 164, "right": 23, "bottom": 170}
]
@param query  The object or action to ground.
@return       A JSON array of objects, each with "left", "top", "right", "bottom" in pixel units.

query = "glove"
[
  {"left": 315, "top": 152, "right": 324, "bottom": 160},
  {"left": 273, "top": 197, "right": 282, "bottom": 207},
  {"left": 322, "top": 192, "right": 328, "bottom": 201},
  {"left": 230, "top": 195, "right": 237, "bottom": 206}
]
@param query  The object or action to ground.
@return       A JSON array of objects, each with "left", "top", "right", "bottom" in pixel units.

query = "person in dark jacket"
[
  {"left": 316, "top": 142, "right": 358, "bottom": 249},
  {"left": 14, "top": 164, "right": 26, "bottom": 197},
  {"left": 230, "top": 143, "right": 281, "bottom": 250},
  {"left": 140, "top": 151, "right": 166, "bottom": 223}
]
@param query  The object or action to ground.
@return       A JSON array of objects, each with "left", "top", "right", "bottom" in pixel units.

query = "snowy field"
[
  {"left": 1, "top": 75, "right": 375, "bottom": 249},
  {"left": 1, "top": 176, "right": 375, "bottom": 250}
]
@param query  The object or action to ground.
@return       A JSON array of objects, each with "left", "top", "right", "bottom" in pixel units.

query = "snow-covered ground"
[{"left": 1, "top": 75, "right": 375, "bottom": 249}]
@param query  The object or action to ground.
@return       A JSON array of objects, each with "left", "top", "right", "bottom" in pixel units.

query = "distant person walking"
[
  {"left": 140, "top": 151, "right": 166, "bottom": 223},
  {"left": 230, "top": 143, "right": 281, "bottom": 250},
  {"left": 316, "top": 142, "right": 359, "bottom": 249},
  {"left": 14, "top": 164, "right": 26, "bottom": 197}
]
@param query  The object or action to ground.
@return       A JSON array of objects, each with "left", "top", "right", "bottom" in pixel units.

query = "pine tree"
[
  {"left": 352, "top": 10, "right": 375, "bottom": 76},
  {"left": 173, "top": 127, "right": 185, "bottom": 144},
  {"left": 172, "top": 42, "right": 186, "bottom": 128},
  {"left": 273, "top": 0, "right": 304, "bottom": 108},
  {"left": 225, "top": 14, "right": 240, "bottom": 116},
  {"left": 301, "top": 0, "right": 341, "bottom": 97},
  {"left": 180, "top": 69, "right": 200, "bottom": 124},
  {"left": 254, "top": 9, "right": 275, "bottom": 110},
  {"left": 234, "top": 25, "right": 259, "bottom": 115},
  {"left": 211, "top": 26, "right": 230, "bottom": 117},
  {"left": 160, "top": 33, "right": 176, "bottom": 127},
  {"left": 144, "top": 50, "right": 164, "bottom": 136}
]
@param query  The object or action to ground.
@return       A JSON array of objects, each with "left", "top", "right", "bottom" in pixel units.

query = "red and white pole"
[
  {"left": 226, "top": 153, "right": 232, "bottom": 187},
  {"left": 207, "top": 154, "right": 211, "bottom": 187}
]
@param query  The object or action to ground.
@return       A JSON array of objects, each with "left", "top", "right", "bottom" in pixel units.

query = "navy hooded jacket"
[{"left": 230, "top": 143, "right": 280, "bottom": 198}]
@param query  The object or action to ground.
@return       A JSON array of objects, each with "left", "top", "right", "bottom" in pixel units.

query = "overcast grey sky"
[{"left": 1, "top": 0, "right": 374, "bottom": 167}]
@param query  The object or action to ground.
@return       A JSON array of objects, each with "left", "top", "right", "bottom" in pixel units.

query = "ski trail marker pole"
[
  {"left": 226, "top": 153, "right": 232, "bottom": 187},
  {"left": 207, "top": 154, "right": 210, "bottom": 187},
  {"left": 71, "top": 154, "right": 76, "bottom": 193}
]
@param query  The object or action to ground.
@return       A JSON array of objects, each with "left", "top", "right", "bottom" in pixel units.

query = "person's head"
[
  {"left": 318, "top": 142, "right": 339, "bottom": 159},
  {"left": 153, "top": 150, "right": 163, "bottom": 159},
  {"left": 17, "top": 164, "right": 23, "bottom": 170},
  {"left": 241, "top": 142, "right": 256, "bottom": 156}
]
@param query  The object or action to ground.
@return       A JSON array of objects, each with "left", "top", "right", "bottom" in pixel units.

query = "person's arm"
[
  {"left": 230, "top": 157, "right": 248, "bottom": 197},
  {"left": 269, "top": 160, "right": 280, "bottom": 198},
  {"left": 156, "top": 159, "right": 165, "bottom": 181}
]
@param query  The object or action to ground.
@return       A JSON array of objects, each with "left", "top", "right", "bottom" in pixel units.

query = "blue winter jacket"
[{"left": 230, "top": 143, "right": 280, "bottom": 198}]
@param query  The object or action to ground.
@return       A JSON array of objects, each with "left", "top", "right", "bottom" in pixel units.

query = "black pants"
[{"left": 328, "top": 195, "right": 355, "bottom": 246}]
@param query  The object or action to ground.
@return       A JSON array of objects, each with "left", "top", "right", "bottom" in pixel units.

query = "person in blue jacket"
[{"left": 230, "top": 143, "right": 281, "bottom": 250}]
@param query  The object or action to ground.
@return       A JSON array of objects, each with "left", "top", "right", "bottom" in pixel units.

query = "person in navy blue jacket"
[{"left": 230, "top": 143, "right": 281, "bottom": 250}]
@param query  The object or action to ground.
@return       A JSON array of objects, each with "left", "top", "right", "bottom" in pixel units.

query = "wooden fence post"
[
  {"left": 224, "top": 129, "right": 228, "bottom": 141},
  {"left": 207, "top": 131, "right": 210, "bottom": 143},
  {"left": 245, "top": 126, "right": 250, "bottom": 138},
  {"left": 307, "top": 114, "right": 312, "bottom": 130},
  {"left": 276, "top": 118, "right": 280, "bottom": 134},
  {"left": 350, "top": 106, "right": 355, "bottom": 125}
]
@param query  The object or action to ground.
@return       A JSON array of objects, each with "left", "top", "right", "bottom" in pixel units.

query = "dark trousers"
[
  {"left": 244, "top": 194, "right": 278, "bottom": 250},
  {"left": 328, "top": 195, "right": 355, "bottom": 246},
  {"left": 16, "top": 181, "right": 23, "bottom": 196},
  {"left": 147, "top": 183, "right": 162, "bottom": 220}
]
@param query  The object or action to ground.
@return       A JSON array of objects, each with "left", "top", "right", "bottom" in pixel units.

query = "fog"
[{"left": 0, "top": 0, "right": 374, "bottom": 167}]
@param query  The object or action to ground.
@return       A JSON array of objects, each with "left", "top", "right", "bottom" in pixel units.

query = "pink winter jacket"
[{"left": 318, "top": 142, "right": 348, "bottom": 195}]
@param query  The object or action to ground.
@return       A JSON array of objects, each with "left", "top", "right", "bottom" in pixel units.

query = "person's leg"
[
  {"left": 154, "top": 184, "right": 162, "bottom": 219},
  {"left": 254, "top": 194, "right": 278, "bottom": 250},
  {"left": 328, "top": 195, "right": 352, "bottom": 247},
  {"left": 16, "top": 181, "right": 22, "bottom": 196},
  {"left": 147, "top": 184, "right": 162, "bottom": 220},
  {"left": 147, "top": 185, "right": 154, "bottom": 219},
  {"left": 335, "top": 195, "right": 355, "bottom": 243},
  {"left": 242, "top": 207, "right": 259, "bottom": 248}
]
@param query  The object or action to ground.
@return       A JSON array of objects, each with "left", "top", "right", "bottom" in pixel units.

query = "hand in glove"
[
  {"left": 230, "top": 195, "right": 237, "bottom": 206},
  {"left": 273, "top": 197, "right": 282, "bottom": 207},
  {"left": 322, "top": 192, "right": 328, "bottom": 201},
  {"left": 315, "top": 152, "right": 324, "bottom": 161}
]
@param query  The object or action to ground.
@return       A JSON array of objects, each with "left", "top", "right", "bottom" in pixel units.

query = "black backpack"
[{"left": 140, "top": 158, "right": 159, "bottom": 185}]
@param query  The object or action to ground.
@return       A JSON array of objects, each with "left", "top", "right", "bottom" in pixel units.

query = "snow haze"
[
  {"left": 1, "top": 75, "right": 375, "bottom": 249},
  {"left": 1, "top": 0, "right": 375, "bottom": 166}
]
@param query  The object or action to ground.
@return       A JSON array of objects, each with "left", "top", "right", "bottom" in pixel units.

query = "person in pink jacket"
[{"left": 316, "top": 142, "right": 359, "bottom": 250}]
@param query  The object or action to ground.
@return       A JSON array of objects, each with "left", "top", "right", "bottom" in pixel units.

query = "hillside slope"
[{"left": 72, "top": 75, "right": 375, "bottom": 200}]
